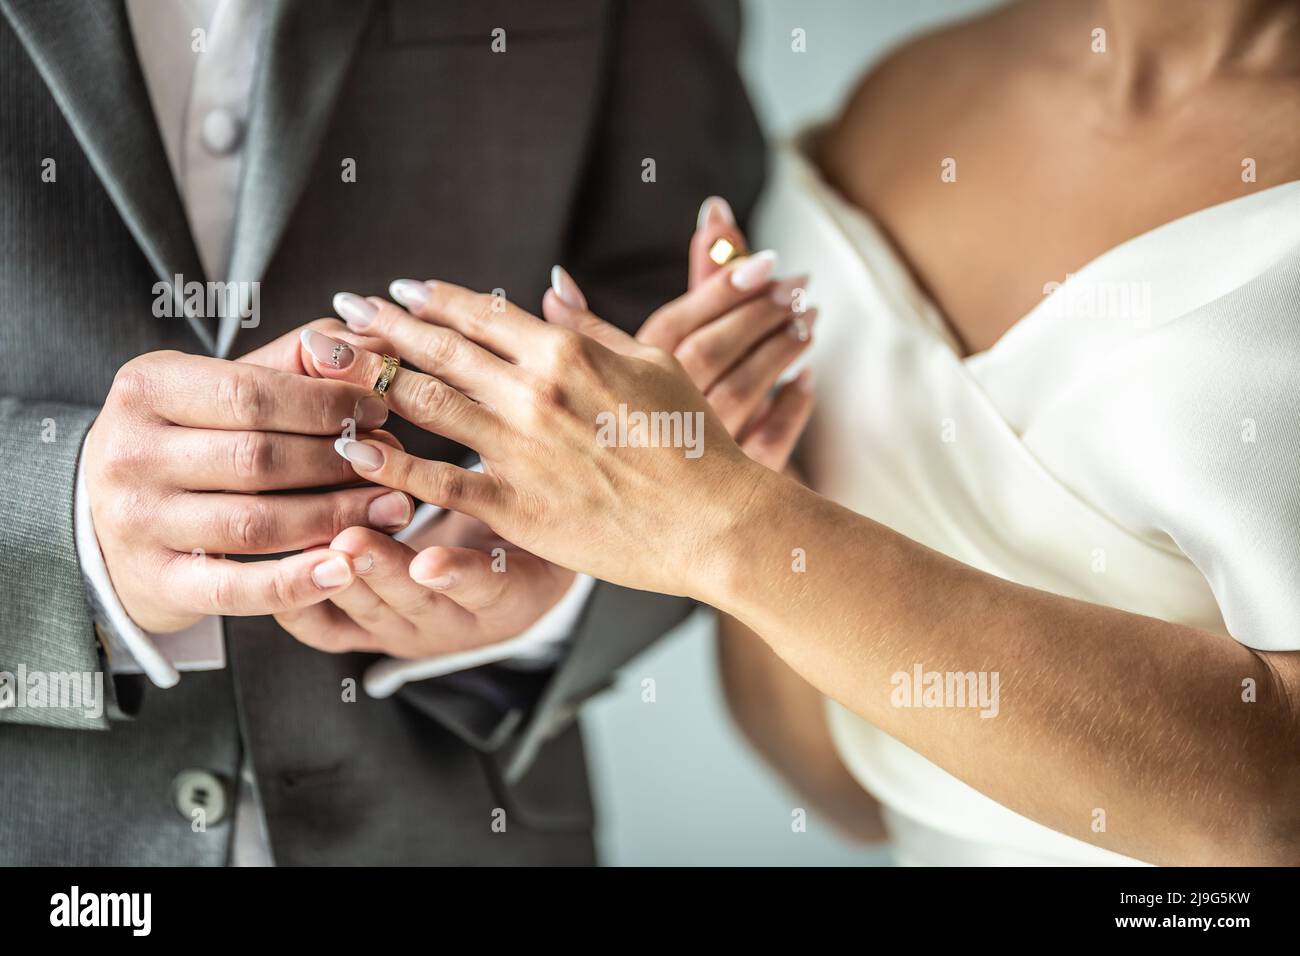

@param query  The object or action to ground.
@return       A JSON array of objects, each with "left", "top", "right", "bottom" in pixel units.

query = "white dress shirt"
[{"left": 76, "top": 0, "right": 593, "bottom": 864}]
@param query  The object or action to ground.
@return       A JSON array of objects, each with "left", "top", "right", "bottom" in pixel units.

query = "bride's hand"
[
  {"left": 312, "top": 283, "right": 774, "bottom": 599},
  {"left": 543, "top": 203, "right": 813, "bottom": 472}
]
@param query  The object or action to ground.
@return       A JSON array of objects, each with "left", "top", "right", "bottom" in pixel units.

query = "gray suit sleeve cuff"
[{"left": 0, "top": 399, "right": 109, "bottom": 730}]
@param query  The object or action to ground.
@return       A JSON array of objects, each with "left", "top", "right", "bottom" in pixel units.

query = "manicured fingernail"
[
  {"left": 368, "top": 491, "right": 410, "bottom": 530},
  {"left": 415, "top": 574, "right": 455, "bottom": 590},
  {"left": 334, "top": 438, "right": 384, "bottom": 471},
  {"left": 299, "top": 329, "right": 354, "bottom": 370},
  {"left": 351, "top": 553, "right": 375, "bottom": 575},
  {"left": 696, "top": 195, "right": 735, "bottom": 230},
  {"left": 730, "top": 250, "right": 778, "bottom": 290},
  {"left": 788, "top": 317, "right": 811, "bottom": 342},
  {"left": 312, "top": 556, "right": 351, "bottom": 589},
  {"left": 389, "top": 279, "right": 429, "bottom": 310},
  {"left": 353, "top": 395, "right": 388, "bottom": 430},
  {"left": 769, "top": 275, "right": 809, "bottom": 308},
  {"left": 549, "top": 265, "right": 587, "bottom": 309},
  {"left": 333, "top": 292, "right": 377, "bottom": 330}
]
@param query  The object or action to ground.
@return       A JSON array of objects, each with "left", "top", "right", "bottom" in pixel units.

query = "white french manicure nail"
[
  {"left": 389, "top": 279, "right": 430, "bottom": 310},
  {"left": 334, "top": 438, "right": 384, "bottom": 471},
  {"left": 730, "top": 250, "right": 778, "bottom": 290},
  {"left": 299, "top": 328, "right": 354, "bottom": 369},
  {"left": 696, "top": 195, "right": 735, "bottom": 230},
  {"left": 333, "top": 292, "right": 377, "bottom": 330},
  {"left": 550, "top": 265, "right": 587, "bottom": 309}
]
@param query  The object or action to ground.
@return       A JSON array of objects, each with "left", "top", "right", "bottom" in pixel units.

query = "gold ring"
[
  {"left": 373, "top": 354, "right": 399, "bottom": 397},
  {"left": 708, "top": 236, "right": 747, "bottom": 266}
]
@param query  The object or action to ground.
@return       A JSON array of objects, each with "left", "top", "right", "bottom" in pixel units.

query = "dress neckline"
[{"left": 786, "top": 136, "right": 1300, "bottom": 368}]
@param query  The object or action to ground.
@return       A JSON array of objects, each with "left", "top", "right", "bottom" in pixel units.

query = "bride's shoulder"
[{"left": 819, "top": 3, "right": 1061, "bottom": 187}]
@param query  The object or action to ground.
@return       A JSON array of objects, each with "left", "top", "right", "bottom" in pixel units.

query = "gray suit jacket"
[{"left": 0, "top": 0, "right": 764, "bottom": 864}]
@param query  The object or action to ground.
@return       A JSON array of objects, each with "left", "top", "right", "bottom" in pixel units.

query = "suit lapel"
[
  {"left": 0, "top": 0, "right": 214, "bottom": 351},
  {"left": 219, "top": 0, "right": 376, "bottom": 357}
]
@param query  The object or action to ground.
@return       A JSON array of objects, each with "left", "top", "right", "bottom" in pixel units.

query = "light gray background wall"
[{"left": 580, "top": 0, "right": 1000, "bottom": 866}]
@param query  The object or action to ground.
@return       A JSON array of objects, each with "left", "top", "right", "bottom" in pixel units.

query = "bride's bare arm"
[
  {"left": 720, "top": 461, "right": 885, "bottom": 842},
  {"left": 718, "top": 611, "right": 885, "bottom": 842},
  {"left": 713, "top": 474, "right": 1300, "bottom": 866}
]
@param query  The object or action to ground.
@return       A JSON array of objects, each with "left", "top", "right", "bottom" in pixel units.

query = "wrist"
[{"left": 684, "top": 456, "right": 784, "bottom": 611}]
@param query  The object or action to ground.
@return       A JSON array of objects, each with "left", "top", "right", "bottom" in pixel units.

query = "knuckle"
[
  {"left": 109, "top": 361, "right": 154, "bottom": 408},
  {"left": 268, "top": 566, "right": 298, "bottom": 611},
  {"left": 97, "top": 431, "right": 147, "bottom": 482},
  {"left": 226, "top": 501, "right": 274, "bottom": 551},
  {"left": 99, "top": 489, "right": 146, "bottom": 534},
  {"left": 210, "top": 570, "right": 240, "bottom": 616},
  {"left": 468, "top": 293, "right": 498, "bottom": 328},
  {"left": 231, "top": 431, "right": 273, "bottom": 483},
  {"left": 329, "top": 501, "right": 358, "bottom": 540},
  {"left": 549, "top": 329, "right": 588, "bottom": 368},
  {"left": 529, "top": 377, "right": 565, "bottom": 414},
  {"left": 418, "top": 330, "right": 461, "bottom": 373},
  {"left": 675, "top": 338, "right": 715, "bottom": 376},
  {"left": 215, "top": 369, "right": 267, "bottom": 429},
  {"left": 639, "top": 343, "right": 678, "bottom": 372},
  {"left": 411, "top": 375, "right": 457, "bottom": 423},
  {"left": 427, "top": 465, "right": 466, "bottom": 506}
]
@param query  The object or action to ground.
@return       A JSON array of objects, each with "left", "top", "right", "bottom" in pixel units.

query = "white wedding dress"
[{"left": 753, "top": 140, "right": 1300, "bottom": 866}]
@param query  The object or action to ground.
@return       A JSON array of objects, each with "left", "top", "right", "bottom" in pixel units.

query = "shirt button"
[
  {"left": 201, "top": 108, "right": 244, "bottom": 155},
  {"left": 171, "top": 769, "right": 229, "bottom": 826}
]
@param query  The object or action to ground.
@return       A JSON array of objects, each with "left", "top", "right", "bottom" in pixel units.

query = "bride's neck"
[{"left": 1092, "top": 0, "right": 1300, "bottom": 110}]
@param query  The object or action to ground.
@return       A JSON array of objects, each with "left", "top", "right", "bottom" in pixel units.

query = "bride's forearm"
[
  {"left": 695, "top": 465, "right": 1300, "bottom": 865},
  {"left": 716, "top": 612, "right": 887, "bottom": 842}
]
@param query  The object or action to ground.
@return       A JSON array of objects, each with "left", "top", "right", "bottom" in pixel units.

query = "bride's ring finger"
[
  {"left": 313, "top": 308, "right": 514, "bottom": 401},
  {"left": 302, "top": 331, "right": 508, "bottom": 454}
]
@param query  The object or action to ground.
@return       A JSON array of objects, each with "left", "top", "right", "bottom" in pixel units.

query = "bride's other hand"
[
  {"left": 544, "top": 197, "right": 814, "bottom": 471},
  {"left": 274, "top": 512, "right": 574, "bottom": 657},
  {"left": 318, "top": 283, "right": 773, "bottom": 599}
]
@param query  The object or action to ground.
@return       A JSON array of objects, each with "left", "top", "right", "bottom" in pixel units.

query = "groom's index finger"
[
  {"left": 138, "top": 352, "right": 378, "bottom": 434},
  {"left": 400, "top": 279, "right": 553, "bottom": 360}
]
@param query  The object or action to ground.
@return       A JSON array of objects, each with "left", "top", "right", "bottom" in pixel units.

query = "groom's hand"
[
  {"left": 273, "top": 510, "right": 576, "bottom": 657},
  {"left": 256, "top": 318, "right": 575, "bottom": 658},
  {"left": 84, "top": 323, "right": 411, "bottom": 634}
]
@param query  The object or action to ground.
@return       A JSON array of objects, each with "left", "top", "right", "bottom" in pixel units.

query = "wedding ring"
[
  {"left": 372, "top": 354, "right": 399, "bottom": 397},
  {"left": 709, "top": 236, "right": 744, "bottom": 265}
]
